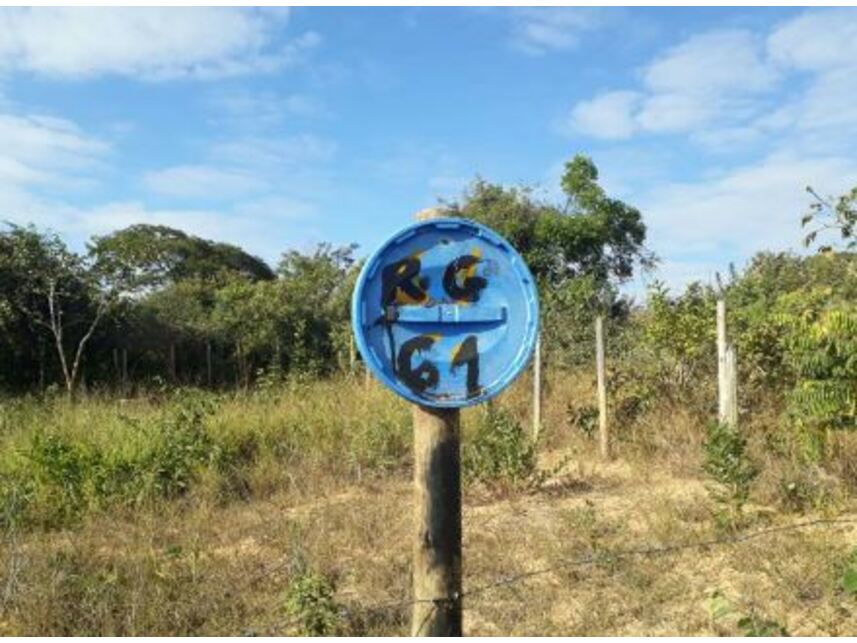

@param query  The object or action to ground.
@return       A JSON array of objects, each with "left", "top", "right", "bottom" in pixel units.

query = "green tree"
[
  {"left": 0, "top": 224, "right": 113, "bottom": 398},
  {"left": 448, "top": 155, "right": 653, "bottom": 367},
  {"left": 89, "top": 223, "right": 274, "bottom": 293},
  {"left": 449, "top": 155, "right": 653, "bottom": 287}
]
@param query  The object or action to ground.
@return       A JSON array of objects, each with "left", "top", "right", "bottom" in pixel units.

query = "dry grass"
[{"left": 2, "top": 371, "right": 857, "bottom": 635}]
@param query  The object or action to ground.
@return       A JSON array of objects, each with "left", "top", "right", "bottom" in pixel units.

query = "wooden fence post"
[
  {"left": 596, "top": 315, "right": 610, "bottom": 460},
  {"left": 411, "top": 206, "right": 462, "bottom": 637},
  {"left": 533, "top": 334, "right": 542, "bottom": 441},
  {"left": 717, "top": 299, "right": 727, "bottom": 422},
  {"left": 717, "top": 300, "right": 738, "bottom": 427}
]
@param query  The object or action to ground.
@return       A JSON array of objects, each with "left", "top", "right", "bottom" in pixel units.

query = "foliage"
[
  {"left": 283, "top": 570, "right": 342, "bottom": 636},
  {"left": 702, "top": 421, "right": 759, "bottom": 518},
  {"left": 447, "top": 154, "right": 651, "bottom": 369},
  {"left": 463, "top": 405, "right": 539, "bottom": 488},
  {"left": 0, "top": 378, "right": 411, "bottom": 531},
  {"left": 0, "top": 224, "right": 113, "bottom": 396},
  {"left": 450, "top": 155, "right": 652, "bottom": 287},
  {"left": 0, "top": 391, "right": 218, "bottom": 528},
  {"left": 782, "top": 306, "right": 857, "bottom": 432},
  {"left": 839, "top": 547, "right": 857, "bottom": 597},
  {"left": 643, "top": 280, "right": 716, "bottom": 388},
  {"left": 89, "top": 223, "right": 274, "bottom": 293},
  {"left": 803, "top": 185, "right": 856, "bottom": 252},
  {"left": 736, "top": 614, "right": 789, "bottom": 637}
]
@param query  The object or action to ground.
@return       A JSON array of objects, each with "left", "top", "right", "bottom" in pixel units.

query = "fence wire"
[{"left": 240, "top": 515, "right": 857, "bottom": 635}]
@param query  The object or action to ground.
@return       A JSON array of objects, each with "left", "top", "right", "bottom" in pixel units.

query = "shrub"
[
  {"left": 702, "top": 421, "right": 759, "bottom": 521},
  {"left": 283, "top": 570, "right": 342, "bottom": 636},
  {"left": 463, "top": 405, "right": 539, "bottom": 489}
]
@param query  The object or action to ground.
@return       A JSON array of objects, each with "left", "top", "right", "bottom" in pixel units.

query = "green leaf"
[{"left": 841, "top": 567, "right": 857, "bottom": 595}]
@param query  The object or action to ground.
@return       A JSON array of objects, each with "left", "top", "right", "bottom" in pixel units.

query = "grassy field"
[{"left": 2, "top": 371, "right": 857, "bottom": 635}]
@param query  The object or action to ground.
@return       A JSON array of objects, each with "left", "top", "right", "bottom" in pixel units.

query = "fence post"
[
  {"left": 411, "top": 206, "right": 462, "bottom": 637},
  {"left": 596, "top": 315, "right": 610, "bottom": 460},
  {"left": 717, "top": 299, "right": 727, "bottom": 422},
  {"left": 533, "top": 334, "right": 542, "bottom": 441},
  {"left": 349, "top": 334, "right": 356, "bottom": 374},
  {"left": 717, "top": 300, "right": 738, "bottom": 428}
]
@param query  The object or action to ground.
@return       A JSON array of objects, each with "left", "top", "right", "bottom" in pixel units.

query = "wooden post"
[
  {"left": 717, "top": 299, "right": 727, "bottom": 423},
  {"left": 716, "top": 300, "right": 739, "bottom": 427},
  {"left": 595, "top": 315, "right": 610, "bottom": 460},
  {"left": 349, "top": 334, "right": 356, "bottom": 375},
  {"left": 723, "top": 344, "right": 738, "bottom": 428},
  {"left": 532, "top": 334, "right": 542, "bottom": 441},
  {"left": 411, "top": 206, "right": 462, "bottom": 637},
  {"left": 412, "top": 405, "right": 462, "bottom": 636}
]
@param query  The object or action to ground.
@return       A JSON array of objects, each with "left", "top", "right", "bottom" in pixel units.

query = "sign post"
[{"left": 351, "top": 209, "right": 539, "bottom": 636}]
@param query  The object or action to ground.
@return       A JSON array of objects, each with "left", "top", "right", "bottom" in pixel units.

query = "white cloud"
[
  {"left": 0, "top": 8, "right": 318, "bottom": 80},
  {"left": 569, "top": 91, "right": 640, "bottom": 139},
  {"left": 643, "top": 30, "right": 775, "bottom": 96},
  {"left": 767, "top": 8, "right": 857, "bottom": 72},
  {"left": 640, "top": 152, "right": 857, "bottom": 262},
  {"left": 566, "top": 10, "right": 857, "bottom": 146},
  {"left": 508, "top": 8, "right": 604, "bottom": 55},
  {"left": 0, "top": 112, "right": 108, "bottom": 190},
  {"left": 143, "top": 165, "right": 268, "bottom": 199},
  {"left": 209, "top": 135, "right": 337, "bottom": 169},
  {"left": 568, "top": 29, "right": 777, "bottom": 139}
]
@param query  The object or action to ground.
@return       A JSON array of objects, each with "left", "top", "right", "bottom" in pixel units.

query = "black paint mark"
[
  {"left": 442, "top": 255, "right": 487, "bottom": 303},
  {"left": 397, "top": 335, "right": 440, "bottom": 394},
  {"left": 451, "top": 335, "right": 480, "bottom": 398},
  {"left": 381, "top": 256, "right": 428, "bottom": 306}
]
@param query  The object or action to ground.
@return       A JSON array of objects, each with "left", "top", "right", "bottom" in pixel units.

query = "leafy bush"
[
  {"left": 463, "top": 406, "right": 539, "bottom": 488},
  {"left": 1, "top": 391, "right": 219, "bottom": 529},
  {"left": 783, "top": 306, "right": 856, "bottom": 433},
  {"left": 702, "top": 421, "right": 759, "bottom": 520},
  {"left": 283, "top": 570, "right": 342, "bottom": 636},
  {"left": 567, "top": 403, "right": 598, "bottom": 439}
]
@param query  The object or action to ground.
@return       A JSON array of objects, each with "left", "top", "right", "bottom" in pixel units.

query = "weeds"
[
  {"left": 463, "top": 405, "right": 540, "bottom": 489},
  {"left": 702, "top": 421, "right": 759, "bottom": 525},
  {"left": 283, "top": 570, "right": 342, "bottom": 636}
]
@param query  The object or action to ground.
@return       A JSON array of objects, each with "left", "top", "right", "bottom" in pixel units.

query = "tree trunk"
[
  {"left": 122, "top": 348, "right": 128, "bottom": 392},
  {"left": 169, "top": 342, "right": 177, "bottom": 383},
  {"left": 38, "top": 340, "right": 45, "bottom": 391},
  {"left": 206, "top": 341, "right": 213, "bottom": 388}
]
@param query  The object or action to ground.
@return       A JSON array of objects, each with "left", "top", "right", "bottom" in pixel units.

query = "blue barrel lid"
[{"left": 351, "top": 217, "right": 539, "bottom": 408}]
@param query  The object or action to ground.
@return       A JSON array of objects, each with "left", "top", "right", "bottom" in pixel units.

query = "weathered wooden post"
[
  {"left": 595, "top": 315, "right": 610, "bottom": 459},
  {"left": 533, "top": 333, "right": 542, "bottom": 441},
  {"left": 717, "top": 299, "right": 738, "bottom": 427},
  {"left": 410, "top": 207, "right": 462, "bottom": 635},
  {"left": 351, "top": 208, "right": 539, "bottom": 637}
]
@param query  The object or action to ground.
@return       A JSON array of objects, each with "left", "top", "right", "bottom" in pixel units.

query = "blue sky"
[{"left": 1, "top": 7, "right": 856, "bottom": 296}]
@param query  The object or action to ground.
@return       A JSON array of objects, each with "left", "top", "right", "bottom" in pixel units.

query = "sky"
[{"left": 1, "top": 6, "right": 856, "bottom": 297}]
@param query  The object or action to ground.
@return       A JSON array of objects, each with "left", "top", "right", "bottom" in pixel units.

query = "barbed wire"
[{"left": 252, "top": 515, "right": 857, "bottom": 635}]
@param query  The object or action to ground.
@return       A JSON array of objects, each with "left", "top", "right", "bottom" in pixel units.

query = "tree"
[
  {"left": 277, "top": 243, "right": 359, "bottom": 374},
  {"left": 89, "top": 223, "right": 274, "bottom": 294},
  {"left": 0, "top": 224, "right": 113, "bottom": 398},
  {"left": 448, "top": 154, "right": 654, "bottom": 288},
  {"left": 803, "top": 185, "right": 857, "bottom": 252},
  {"left": 446, "top": 154, "right": 653, "bottom": 367}
]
